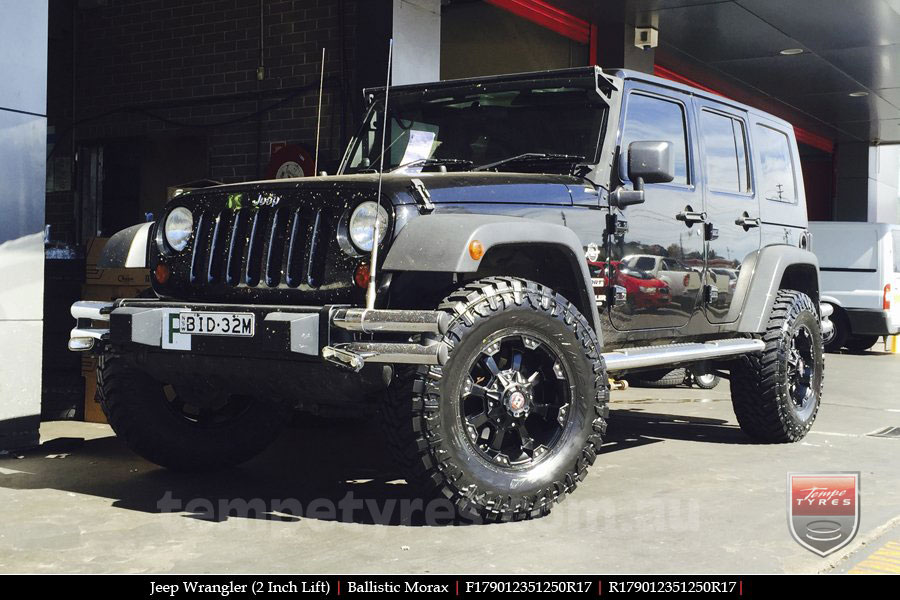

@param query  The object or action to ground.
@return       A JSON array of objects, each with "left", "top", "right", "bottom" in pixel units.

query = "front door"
[
  {"left": 609, "top": 86, "right": 704, "bottom": 331},
  {"left": 694, "top": 101, "right": 761, "bottom": 323}
]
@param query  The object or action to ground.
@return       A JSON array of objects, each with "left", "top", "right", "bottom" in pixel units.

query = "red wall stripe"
[
  {"left": 654, "top": 65, "right": 835, "bottom": 154},
  {"left": 487, "top": 0, "right": 835, "bottom": 154},
  {"left": 485, "top": 0, "right": 591, "bottom": 43}
]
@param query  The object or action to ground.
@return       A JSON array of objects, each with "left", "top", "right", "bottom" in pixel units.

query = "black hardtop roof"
[{"left": 363, "top": 66, "right": 793, "bottom": 132}]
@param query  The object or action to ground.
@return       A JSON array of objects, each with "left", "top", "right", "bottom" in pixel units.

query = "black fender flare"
[
  {"left": 382, "top": 214, "right": 601, "bottom": 337},
  {"left": 98, "top": 223, "right": 153, "bottom": 268},
  {"left": 735, "top": 245, "right": 821, "bottom": 333}
]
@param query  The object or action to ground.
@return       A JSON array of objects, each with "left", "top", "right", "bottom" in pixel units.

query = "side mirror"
[
  {"left": 628, "top": 140, "right": 675, "bottom": 185},
  {"left": 611, "top": 141, "right": 675, "bottom": 208}
]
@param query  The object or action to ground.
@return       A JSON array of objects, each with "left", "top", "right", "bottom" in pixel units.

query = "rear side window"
[
  {"left": 622, "top": 93, "right": 689, "bottom": 185},
  {"left": 699, "top": 110, "right": 751, "bottom": 193},
  {"left": 755, "top": 124, "right": 796, "bottom": 203}
]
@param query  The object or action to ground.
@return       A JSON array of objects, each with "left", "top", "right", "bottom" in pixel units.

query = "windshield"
[{"left": 342, "top": 86, "right": 606, "bottom": 174}]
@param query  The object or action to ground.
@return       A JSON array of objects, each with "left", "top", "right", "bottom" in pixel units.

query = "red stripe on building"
[
  {"left": 485, "top": 0, "right": 591, "bottom": 43},
  {"left": 654, "top": 65, "right": 834, "bottom": 154}
]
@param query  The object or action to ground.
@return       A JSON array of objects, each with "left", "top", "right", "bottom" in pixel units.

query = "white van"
[{"left": 809, "top": 221, "right": 900, "bottom": 352}]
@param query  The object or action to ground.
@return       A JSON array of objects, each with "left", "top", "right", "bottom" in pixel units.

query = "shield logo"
[{"left": 788, "top": 472, "right": 859, "bottom": 556}]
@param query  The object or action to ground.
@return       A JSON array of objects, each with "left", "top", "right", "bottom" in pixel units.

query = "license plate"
[{"left": 178, "top": 312, "right": 255, "bottom": 337}]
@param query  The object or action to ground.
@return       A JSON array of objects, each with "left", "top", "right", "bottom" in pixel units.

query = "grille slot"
[
  {"left": 189, "top": 211, "right": 212, "bottom": 284},
  {"left": 226, "top": 209, "right": 251, "bottom": 286},
  {"left": 307, "top": 209, "right": 328, "bottom": 288},
  {"left": 265, "top": 207, "right": 286, "bottom": 287},
  {"left": 285, "top": 209, "right": 307, "bottom": 288},
  {"left": 206, "top": 210, "right": 229, "bottom": 284},
  {"left": 244, "top": 208, "right": 268, "bottom": 286}
]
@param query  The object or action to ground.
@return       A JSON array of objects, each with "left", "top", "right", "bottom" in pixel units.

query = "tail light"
[
  {"left": 683, "top": 274, "right": 690, "bottom": 287},
  {"left": 885, "top": 283, "right": 892, "bottom": 310}
]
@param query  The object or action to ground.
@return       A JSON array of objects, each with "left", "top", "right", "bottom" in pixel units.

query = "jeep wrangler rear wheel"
[
  {"left": 730, "top": 289, "right": 824, "bottom": 442},
  {"left": 381, "top": 277, "right": 608, "bottom": 522},
  {"left": 98, "top": 353, "right": 285, "bottom": 471}
]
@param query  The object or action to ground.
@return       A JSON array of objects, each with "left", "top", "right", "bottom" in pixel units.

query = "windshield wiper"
[
  {"left": 390, "top": 157, "right": 474, "bottom": 173},
  {"left": 473, "top": 153, "right": 585, "bottom": 172}
]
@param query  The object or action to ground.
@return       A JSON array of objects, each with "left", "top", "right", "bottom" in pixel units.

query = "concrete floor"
[{"left": 0, "top": 350, "right": 898, "bottom": 574}]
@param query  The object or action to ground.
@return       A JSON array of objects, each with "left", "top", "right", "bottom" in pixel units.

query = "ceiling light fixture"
[
  {"left": 779, "top": 48, "right": 804, "bottom": 55},
  {"left": 848, "top": 91, "right": 869, "bottom": 97}
]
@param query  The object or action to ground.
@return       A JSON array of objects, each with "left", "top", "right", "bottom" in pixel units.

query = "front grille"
[
  {"left": 154, "top": 188, "right": 375, "bottom": 304},
  {"left": 187, "top": 206, "right": 333, "bottom": 290}
]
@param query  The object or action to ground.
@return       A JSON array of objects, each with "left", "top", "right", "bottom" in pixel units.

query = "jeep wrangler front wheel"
[
  {"left": 98, "top": 353, "right": 285, "bottom": 471},
  {"left": 730, "top": 289, "right": 824, "bottom": 442},
  {"left": 382, "top": 277, "right": 608, "bottom": 522}
]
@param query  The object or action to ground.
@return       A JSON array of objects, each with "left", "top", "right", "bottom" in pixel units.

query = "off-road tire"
[
  {"left": 628, "top": 368, "right": 687, "bottom": 388},
  {"left": 730, "top": 289, "right": 824, "bottom": 442},
  {"left": 844, "top": 335, "right": 880, "bottom": 353},
  {"left": 98, "top": 352, "right": 285, "bottom": 471},
  {"left": 380, "top": 276, "right": 609, "bottom": 522}
]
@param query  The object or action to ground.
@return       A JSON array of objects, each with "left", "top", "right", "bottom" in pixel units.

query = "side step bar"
[{"left": 602, "top": 339, "right": 765, "bottom": 373}]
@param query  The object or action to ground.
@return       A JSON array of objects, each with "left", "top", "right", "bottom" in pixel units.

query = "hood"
[{"left": 185, "top": 171, "right": 589, "bottom": 207}]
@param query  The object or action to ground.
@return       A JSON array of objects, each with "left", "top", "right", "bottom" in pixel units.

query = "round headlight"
[
  {"left": 164, "top": 207, "right": 193, "bottom": 252},
  {"left": 348, "top": 201, "right": 389, "bottom": 252}
]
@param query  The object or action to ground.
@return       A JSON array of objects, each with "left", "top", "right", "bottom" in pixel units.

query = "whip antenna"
[
  {"left": 313, "top": 47, "right": 326, "bottom": 175},
  {"left": 366, "top": 38, "right": 393, "bottom": 310}
]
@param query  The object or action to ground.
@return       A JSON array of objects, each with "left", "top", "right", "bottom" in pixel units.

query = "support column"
[
  {"left": 356, "top": 0, "right": 441, "bottom": 91},
  {"left": 593, "top": 7, "right": 655, "bottom": 73},
  {"left": 834, "top": 142, "right": 900, "bottom": 224},
  {"left": 0, "top": 0, "right": 47, "bottom": 451}
]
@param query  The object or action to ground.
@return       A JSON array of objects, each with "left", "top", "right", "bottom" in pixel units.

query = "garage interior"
[{"left": 1, "top": 0, "right": 899, "bottom": 574}]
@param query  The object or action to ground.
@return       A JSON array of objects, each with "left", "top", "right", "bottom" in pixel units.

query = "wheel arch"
[
  {"left": 735, "top": 245, "right": 821, "bottom": 333},
  {"left": 382, "top": 214, "right": 602, "bottom": 339}
]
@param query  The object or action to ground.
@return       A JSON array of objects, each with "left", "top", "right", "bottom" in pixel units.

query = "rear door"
[
  {"left": 609, "top": 84, "right": 704, "bottom": 331},
  {"left": 693, "top": 100, "right": 761, "bottom": 322}
]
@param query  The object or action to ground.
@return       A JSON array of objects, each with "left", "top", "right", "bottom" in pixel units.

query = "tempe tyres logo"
[{"left": 788, "top": 472, "right": 859, "bottom": 556}]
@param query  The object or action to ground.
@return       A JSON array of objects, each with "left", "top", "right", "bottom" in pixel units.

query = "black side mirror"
[{"left": 611, "top": 141, "right": 675, "bottom": 208}]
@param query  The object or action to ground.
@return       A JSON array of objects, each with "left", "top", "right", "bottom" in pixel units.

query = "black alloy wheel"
[{"left": 460, "top": 332, "right": 572, "bottom": 469}]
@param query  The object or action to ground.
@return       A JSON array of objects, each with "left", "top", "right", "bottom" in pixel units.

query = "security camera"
[{"left": 635, "top": 27, "right": 658, "bottom": 50}]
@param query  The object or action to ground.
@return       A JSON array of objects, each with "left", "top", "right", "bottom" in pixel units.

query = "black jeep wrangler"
[{"left": 69, "top": 67, "right": 831, "bottom": 522}]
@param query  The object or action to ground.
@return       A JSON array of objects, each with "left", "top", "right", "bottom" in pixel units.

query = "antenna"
[
  {"left": 366, "top": 38, "right": 393, "bottom": 310},
  {"left": 313, "top": 47, "right": 326, "bottom": 175}
]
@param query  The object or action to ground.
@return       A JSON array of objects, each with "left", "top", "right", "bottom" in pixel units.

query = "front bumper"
[{"left": 68, "top": 299, "right": 450, "bottom": 370}]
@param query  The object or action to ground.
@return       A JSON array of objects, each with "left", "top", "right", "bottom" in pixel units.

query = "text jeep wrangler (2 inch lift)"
[{"left": 70, "top": 67, "right": 832, "bottom": 522}]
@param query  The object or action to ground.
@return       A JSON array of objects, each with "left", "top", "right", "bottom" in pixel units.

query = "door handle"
[
  {"left": 735, "top": 212, "right": 761, "bottom": 230},
  {"left": 676, "top": 207, "right": 706, "bottom": 225}
]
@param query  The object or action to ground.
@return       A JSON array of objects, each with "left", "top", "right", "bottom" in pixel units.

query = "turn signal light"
[
  {"left": 354, "top": 262, "right": 371, "bottom": 289},
  {"left": 885, "top": 283, "right": 892, "bottom": 311},
  {"left": 468, "top": 239, "right": 484, "bottom": 261},
  {"left": 154, "top": 263, "right": 170, "bottom": 284}
]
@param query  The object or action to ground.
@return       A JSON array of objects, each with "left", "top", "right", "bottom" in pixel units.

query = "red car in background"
[{"left": 588, "top": 260, "right": 671, "bottom": 312}]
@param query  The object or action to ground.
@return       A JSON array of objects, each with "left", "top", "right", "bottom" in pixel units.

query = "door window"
[
  {"left": 700, "top": 110, "right": 751, "bottom": 193},
  {"left": 755, "top": 124, "right": 796, "bottom": 203},
  {"left": 621, "top": 93, "right": 689, "bottom": 185}
]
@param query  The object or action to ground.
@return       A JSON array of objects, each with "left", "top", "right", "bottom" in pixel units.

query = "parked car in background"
[
  {"left": 809, "top": 221, "right": 900, "bottom": 352},
  {"left": 620, "top": 254, "right": 701, "bottom": 311},
  {"left": 589, "top": 260, "right": 671, "bottom": 313}
]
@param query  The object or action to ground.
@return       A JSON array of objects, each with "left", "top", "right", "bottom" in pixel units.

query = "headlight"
[
  {"left": 348, "top": 201, "right": 389, "bottom": 252},
  {"left": 163, "top": 207, "right": 193, "bottom": 252},
  {"left": 639, "top": 286, "right": 658, "bottom": 294}
]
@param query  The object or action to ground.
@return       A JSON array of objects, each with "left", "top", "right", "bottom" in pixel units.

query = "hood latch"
[{"left": 409, "top": 178, "right": 435, "bottom": 213}]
